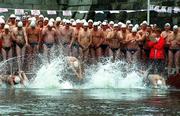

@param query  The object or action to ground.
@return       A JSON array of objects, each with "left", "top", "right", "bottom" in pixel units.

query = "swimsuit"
[
  {"left": 16, "top": 42, "right": 25, "bottom": 49},
  {"left": 44, "top": 42, "right": 54, "bottom": 49},
  {"left": 2, "top": 46, "right": 11, "bottom": 52},
  {"left": 100, "top": 44, "right": 108, "bottom": 50},
  {"left": 30, "top": 42, "right": 38, "bottom": 48},
  {"left": 169, "top": 48, "right": 180, "bottom": 54},
  {"left": 111, "top": 48, "right": 119, "bottom": 53}
]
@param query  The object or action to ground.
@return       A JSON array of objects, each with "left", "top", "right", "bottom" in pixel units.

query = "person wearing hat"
[
  {"left": 125, "top": 27, "right": 142, "bottom": 63},
  {"left": 0, "top": 71, "right": 28, "bottom": 87},
  {"left": 106, "top": 24, "right": 121, "bottom": 62},
  {"left": 127, "top": 24, "right": 133, "bottom": 34},
  {"left": 12, "top": 21, "right": 28, "bottom": 72},
  {"left": 148, "top": 28, "right": 165, "bottom": 75},
  {"left": 26, "top": 21, "right": 41, "bottom": 69},
  {"left": 60, "top": 20, "right": 74, "bottom": 56},
  {"left": 69, "top": 19, "right": 82, "bottom": 57},
  {"left": 0, "top": 24, "right": 14, "bottom": 74},
  {"left": 100, "top": 22, "right": 111, "bottom": 57},
  {"left": 161, "top": 23, "right": 173, "bottom": 60},
  {"left": 43, "top": 17, "right": 49, "bottom": 27},
  {"left": 78, "top": 22, "right": 92, "bottom": 62},
  {"left": 8, "top": 14, "right": 16, "bottom": 30},
  {"left": 88, "top": 19, "right": 93, "bottom": 30},
  {"left": 90, "top": 22, "right": 104, "bottom": 61},
  {"left": 42, "top": 21, "right": 57, "bottom": 63},
  {"left": 55, "top": 17, "right": 62, "bottom": 45},
  {"left": 119, "top": 24, "right": 128, "bottom": 58},
  {"left": 167, "top": 25, "right": 180, "bottom": 74}
]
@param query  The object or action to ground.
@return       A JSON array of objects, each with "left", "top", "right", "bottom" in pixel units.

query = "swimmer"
[
  {"left": 66, "top": 56, "right": 83, "bottom": 80},
  {"left": 0, "top": 71, "right": 29, "bottom": 87}
]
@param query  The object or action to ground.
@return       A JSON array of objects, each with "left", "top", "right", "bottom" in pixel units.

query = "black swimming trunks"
[
  {"left": 44, "top": 42, "right": 54, "bottom": 49},
  {"left": 100, "top": 44, "right": 108, "bottom": 50},
  {"left": 111, "top": 48, "right": 119, "bottom": 53},
  {"left": 16, "top": 43, "right": 25, "bottom": 49},
  {"left": 2, "top": 46, "right": 11, "bottom": 52},
  {"left": 169, "top": 49, "right": 180, "bottom": 54}
]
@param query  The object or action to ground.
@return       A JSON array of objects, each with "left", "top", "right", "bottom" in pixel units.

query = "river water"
[
  {"left": 0, "top": 56, "right": 180, "bottom": 115},
  {"left": 0, "top": 88, "right": 180, "bottom": 115}
]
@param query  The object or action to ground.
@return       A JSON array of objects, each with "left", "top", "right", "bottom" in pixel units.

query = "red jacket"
[{"left": 148, "top": 36, "right": 165, "bottom": 59}]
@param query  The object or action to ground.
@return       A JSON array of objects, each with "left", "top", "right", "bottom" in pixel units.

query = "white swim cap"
[
  {"left": 72, "top": 22, "right": 76, "bottom": 26},
  {"left": 73, "top": 61, "right": 79, "bottom": 68},
  {"left": 65, "top": 20, "right": 71, "bottom": 24},
  {"left": 10, "top": 14, "right": 16, "bottom": 18},
  {"left": 14, "top": 76, "right": 21, "bottom": 84},
  {"left": 70, "top": 18, "right": 75, "bottom": 22},
  {"left": 56, "top": 17, "right": 61, "bottom": 22},
  {"left": 30, "top": 21, "right": 36, "bottom": 27},
  {"left": 113, "top": 24, "right": 118, "bottom": 27},
  {"left": 4, "top": 24, "right": 10, "bottom": 29},
  {"left": 132, "top": 27, "right": 137, "bottom": 32},
  {"left": 126, "top": 20, "right": 131, "bottom": 25},
  {"left": 128, "top": 24, "right": 133, "bottom": 27},
  {"left": 83, "top": 22, "right": 88, "bottom": 27},
  {"left": 118, "top": 22, "right": 123, "bottom": 26},
  {"left": 48, "top": 21, "right": 54, "bottom": 27},
  {"left": 17, "top": 21, "right": 23, "bottom": 27},
  {"left": 49, "top": 18, "right": 55, "bottom": 23},
  {"left": 109, "top": 21, "right": 114, "bottom": 25},
  {"left": 39, "top": 14, "right": 44, "bottom": 18},
  {"left": 31, "top": 17, "right": 36, "bottom": 21},
  {"left": 165, "top": 23, "right": 170, "bottom": 27},
  {"left": 102, "top": 22, "right": 107, "bottom": 25},
  {"left": 88, "top": 19, "right": 93, "bottom": 23},
  {"left": 82, "top": 19, "right": 86, "bottom": 24},
  {"left": 142, "top": 21, "right": 148, "bottom": 25},
  {"left": 44, "top": 17, "right": 49, "bottom": 21},
  {"left": 134, "top": 24, "right": 139, "bottom": 29},
  {"left": 157, "top": 80, "right": 162, "bottom": 86},
  {"left": 0, "top": 15, "right": 5, "bottom": 19},
  {"left": 121, "top": 24, "right": 126, "bottom": 28},
  {"left": 76, "top": 19, "right": 81, "bottom": 24},
  {"left": 173, "top": 25, "right": 178, "bottom": 30},
  {"left": 93, "top": 22, "right": 99, "bottom": 26}
]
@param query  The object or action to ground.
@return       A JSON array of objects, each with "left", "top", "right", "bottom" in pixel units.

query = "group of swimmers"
[{"left": 0, "top": 14, "right": 179, "bottom": 87}]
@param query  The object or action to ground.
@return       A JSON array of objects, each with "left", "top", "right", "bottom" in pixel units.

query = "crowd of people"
[{"left": 0, "top": 14, "right": 179, "bottom": 77}]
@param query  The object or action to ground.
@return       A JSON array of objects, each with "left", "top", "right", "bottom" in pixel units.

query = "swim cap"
[
  {"left": 102, "top": 22, "right": 107, "bottom": 25},
  {"left": 109, "top": 21, "right": 114, "bottom": 25},
  {"left": 14, "top": 76, "right": 21, "bottom": 84},
  {"left": 121, "top": 24, "right": 126, "bottom": 28},
  {"left": 126, "top": 20, "right": 131, "bottom": 25},
  {"left": 88, "top": 19, "right": 93, "bottom": 23},
  {"left": 128, "top": 24, "right": 133, "bottom": 27},
  {"left": 10, "top": 14, "right": 16, "bottom": 18},
  {"left": 165, "top": 23, "right": 170, "bottom": 27},
  {"left": 76, "top": 19, "right": 81, "bottom": 24},
  {"left": 30, "top": 21, "right": 36, "bottom": 27},
  {"left": 132, "top": 27, "right": 137, "bottom": 32},
  {"left": 93, "top": 22, "right": 99, "bottom": 26},
  {"left": 49, "top": 18, "right": 55, "bottom": 23},
  {"left": 0, "top": 18, "right": 5, "bottom": 24},
  {"left": 83, "top": 22, "right": 88, "bottom": 27},
  {"left": 73, "top": 61, "right": 79, "bottom": 68},
  {"left": 157, "top": 80, "right": 162, "bottom": 86},
  {"left": 39, "top": 14, "right": 44, "bottom": 18},
  {"left": 4, "top": 24, "right": 10, "bottom": 29},
  {"left": 142, "top": 21, "right": 148, "bottom": 25},
  {"left": 48, "top": 21, "right": 53, "bottom": 27},
  {"left": 44, "top": 17, "right": 49, "bottom": 21},
  {"left": 56, "top": 17, "right": 61, "bottom": 22},
  {"left": 17, "top": 21, "right": 23, "bottom": 27},
  {"left": 113, "top": 24, "right": 118, "bottom": 27},
  {"left": 173, "top": 25, "right": 178, "bottom": 30},
  {"left": 72, "top": 22, "right": 76, "bottom": 26}
]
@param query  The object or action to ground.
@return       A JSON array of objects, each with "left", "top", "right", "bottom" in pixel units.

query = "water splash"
[{"left": 29, "top": 56, "right": 145, "bottom": 89}]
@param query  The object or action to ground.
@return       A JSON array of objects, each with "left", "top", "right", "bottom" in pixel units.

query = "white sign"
[
  {"left": 78, "top": 11, "right": 88, "bottom": 14},
  {"left": 31, "top": 10, "right": 40, "bottom": 15},
  {"left": 0, "top": 8, "right": 8, "bottom": 13},
  {"left": 95, "top": 11, "right": 104, "bottom": 14},
  {"left": 110, "top": 10, "right": 120, "bottom": 14},
  {"left": 63, "top": 10, "right": 72, "bottom": 16},
  {"left": 15, "top": 9, "right": 24, "bottom": 15},
  {"left": 47, "top": 10, "right": 57, "bottom": 15}
]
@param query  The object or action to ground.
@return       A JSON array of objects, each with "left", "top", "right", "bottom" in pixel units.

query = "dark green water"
[{"left": 0, "top": 88, "right": 180, "bottom": 116}]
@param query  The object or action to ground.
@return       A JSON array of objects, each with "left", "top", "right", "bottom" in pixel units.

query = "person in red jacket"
[{"left": 148, "top": 28, "right": 165, "bottom": 75}]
